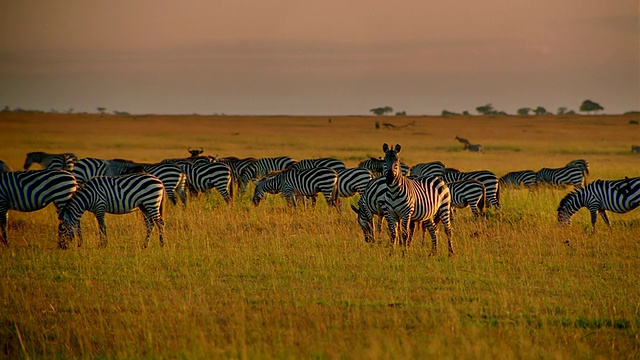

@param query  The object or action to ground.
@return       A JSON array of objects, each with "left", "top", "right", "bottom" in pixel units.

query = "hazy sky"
[{"left": 0, "top": 0, "right": 638, "bottom": 115}]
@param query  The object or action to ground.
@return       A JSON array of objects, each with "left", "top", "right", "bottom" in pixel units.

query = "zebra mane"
[
  {"left": 557, "top": 188, "right": 583, "bottom": 212},
  {"left": 445, "top": 167, "right": 461, "bottom": 173}
]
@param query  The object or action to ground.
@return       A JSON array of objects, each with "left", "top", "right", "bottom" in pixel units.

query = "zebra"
[
  {"left": 382, "top": 143, "right": 453, "bottom": 254},
  {"left": 566, "top": 159, "right": 590, "bottom": 177},
  {"left": 536, "top": 166, "right": 586, "bottom": 189},
  {"left": 181, "top": 162, "right": 233, "bottom": 203},
  {"left": 499, "top": 170, "right": 537, "bottom": 190},
  {"left": 58, "top": 173, "right": 165, "bottom": 249},
  {"left": 350, "top": 176, "right": 386, "bottom": 243},
  {"left": 358, "top": 157, "right": 409, "bottom": 177},
  {"left": 23, "top": 151, "right": 78, "bottom": 170},
  {"left": 0, "top": 170, "right": 78, "bottom": 245},
  {"left": 0, "top": 160, "right": 11, "bottom": 173},
  {"left": 72, "top": 157, "right": 111, "bottom": 184},
  {"left": 557, "top": 177, "right": 640, "bottom": 231},
  {"left": 446, "top": 179, "right": 486, "bottom": 219},
  {"left": 335, "top": 168, "right": 373, "bottom": 200},
  {"left": 43, "top": 154, "right": 75, "bottom": 171},
  {"left": 464, "top": 143, "right": 484, "bottom": 153},
  {"left": 409, "top": 161, "right": 446, "bottom": 178},
  {"left": 289, "top": 158, "right": 346, "bottom": 172},
  {"left": 442, "top": 168, "right": 500, "bottom": 208},
  {"left": 112, "top": 160, "right": 188, "bottom": 205},
  {"left": 216, "top": 156, "right": 257, "bottom": 197},
  {"left": 239, "top": 156, "right": 297, "bottom": 193},
  {"left": 252, "top": 167, "right": 338, "bottom": 208}
]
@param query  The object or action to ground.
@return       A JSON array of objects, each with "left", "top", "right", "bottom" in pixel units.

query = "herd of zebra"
[{"left": 0, "top": 146, "right": 638, "bottom": 252}]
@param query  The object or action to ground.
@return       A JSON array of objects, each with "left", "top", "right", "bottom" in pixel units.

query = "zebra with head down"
[{"left": 23, "top": 151, "right": 77, "bottom": 170}]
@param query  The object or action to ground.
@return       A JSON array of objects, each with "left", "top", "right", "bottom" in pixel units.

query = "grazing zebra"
[
  {"left": 442, "top": 169, "right": 500, "bottom": 208},
  {"left": 335, "top": 168, "right": 373, "bottom": 200},
  {"left": 464, "top": 143, "right": 484, "bottom": 152},
  {"left": 43, "top": 154, "right": 75, "bottom": 171},
  {"left": 0, "top": 160, "right": 11, "bottom": 173},
  {"left": 239, "top": 156, "right": 297, "bottom": 193},
  {"left": 216, "top": 156, "right": 257, "bottom": 197},
  {"left": 0, "top": 170, "right": 78, "bottom": 245},
  {"left": 536, "top": 166, "right": 586, "bottom": 189},
  {"left": 409, "top": 161, "right": 446, "bottom": 177},
  {"left": 447, "top": 179, "right": 486, "bottom": 219},
  {"left": 289, "top": 158, "right": 346, "bottom": 172},
  {"left": 181, "top": 162, "right": 233, "bottom": 203},
  {"left": 382, "top": 143, "right": 453, "bottom": 254},
  {"left": 350, "top": 176, "right": 387, "bottom": 242},
  {"left": 252, "top": 167, "right": 338, "bottom": 208},
  {"left": 358, "top": 157, "right": 409, "bottom": 177},
  {"left": 632, "top": 145, "right": 640, "bottom": 154},
  {"left": 499, "top": 170, "right": 537, "bottom": 190},
  {"left": 112, "top": 160, "right": 188, "bottom": 205},
  {"left": 23, "top": 151, "right": 78, "bottom": 170},
  {"left": 557, "top": 177, "right": 640, "bottom": 231},
  {"left": 58, "top": 174, "right": 165, "bottom": 249}
]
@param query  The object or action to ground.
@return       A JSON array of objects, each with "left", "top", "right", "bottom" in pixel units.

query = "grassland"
[{"left": 1, "top": 112, "right": 639, "bottom": 359}]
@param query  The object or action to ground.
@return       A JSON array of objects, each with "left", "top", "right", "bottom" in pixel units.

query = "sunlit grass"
[{"left": 1, "top": 113, "right": 639, "bottom": 358}]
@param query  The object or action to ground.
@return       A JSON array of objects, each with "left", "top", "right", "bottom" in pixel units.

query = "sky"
[{"left": 0, "top": 0, "right": 638, "bottom": 115}]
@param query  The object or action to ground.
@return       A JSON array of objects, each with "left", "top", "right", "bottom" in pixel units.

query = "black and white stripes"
[{"left": 1, "top": 170, "right": 78, "bottom": 245}]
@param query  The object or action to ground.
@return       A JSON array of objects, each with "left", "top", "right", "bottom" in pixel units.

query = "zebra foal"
[
  {"left": 58, "top": 174, "right": 165, "bottom": 249},
  {"left": 0, "top": 170, "right": 78, "bottom": 245}
]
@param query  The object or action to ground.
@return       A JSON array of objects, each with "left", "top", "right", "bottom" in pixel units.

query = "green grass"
[{"left": 1, "top": 113, "right": 639, "bottom": 359}]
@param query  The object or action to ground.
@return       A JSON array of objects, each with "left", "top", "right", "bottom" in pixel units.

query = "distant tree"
[
  {"left": 579, "top": 100, "right": 603, "bottom": 115},
  {"left": 370, "top": 106, "right": 394, "bottom": 116},
  {"left": 442, "top": 110, "right": 459, "bottom": 116},
  {"left": 462, "top": 110, "right": 470, "bottom": 116},
  {"left": 533, "top": 106, "right": 548, "bottom": 115},
  {"left": 2, "top": 106, "right": 9, "bottom": 112},
  {"left": 395, "top": 111, "right": 406, "bottom": 116},
  {"left": 97, "top": 107, "right": 107, "bottom": 115},
  {"left": 476, "top": 103, "right": 496, "bottom": 115},
  {"left": 517, "top": 107, "right": 531, "bottom": 116},
  {"left": 557, "top": 107, "right": 567, "bottom": 115}
]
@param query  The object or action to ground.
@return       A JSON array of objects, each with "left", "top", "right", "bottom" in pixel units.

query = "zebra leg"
[
  {"left": 142, "top": 215, "right": 154, "bottom": 249},
  {"left": 598, "top": 210, "right": 611, "bottom": 229},
  {"left": 96, "top": 213, "right": 108, "bottom": 248},
  {"left": 400, "top": 215, "right": 412, "bottom": 247},
  {"left": 1, "top": 210, "right": 8, "bottom": 245},
  {"left": 156, "top": 217, "right": 165, "bottom": 247},
  {"left": 386, "top": 218, "right": 399, "bottom": 246},
  {"left": 423, "top": 219, "right": 438, "bottom": 255}
]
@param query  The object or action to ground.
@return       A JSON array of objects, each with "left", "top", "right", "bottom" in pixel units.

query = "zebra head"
[
  {"left": 252, "top": 179, "right": 267, "bottom": 206},
  {"left": 382, "top": 143, "right": 402, "bottom": 185},
  {"left": 350, "top": 203, "right": 374, "bottom": 243},
  {"left": 57, "top": 190, "right": 89, "bottom": 248},
  {"left": 557, "top": 190, "right": 582, "bottom": 226}
]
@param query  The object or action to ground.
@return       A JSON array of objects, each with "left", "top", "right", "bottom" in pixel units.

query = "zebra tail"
[{"left": 228, "top": 173, "right": 235, "bottom": 199}]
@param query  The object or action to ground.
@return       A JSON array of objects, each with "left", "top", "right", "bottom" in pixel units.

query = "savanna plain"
[{"left": 1, "top": 112, "right": 639, "bottom": 359}]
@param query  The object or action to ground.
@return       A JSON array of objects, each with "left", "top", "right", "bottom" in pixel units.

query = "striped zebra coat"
[
  {"left": 358, "top": 157, "right": 409, "bottom": 177},
  {"left": 23, "top": 151, "right": 78, "bottom": 170},
  {"left": 216, "top": 157, "right": 257, "bottom": 197},
  {"left": 442, "top": 169, "right": 500, "bottom": 208},
  {"left": 289, "top": 158, "right": 346, "bottom": 172},
  {"left": 350, "top": 176, "right": 386, "bottom": 243},
  {"left": 499, "top": 170, "right": 537, "bottom": 190},
  {"left": 239, "top": 156, "right": 297, "bottom": 193},
  {"left": 58, "top": 174, "right": 165, "bottom": 249},
  {"left": 336, "top": 168, "right": 373, "bottom": 199},
  {"left": 181, "top": 162, "right": 233, "bottom": 203},
  {"left": 446, "top": 179, "right": 486, "bottom": 219},
  {"left": 536, "top": 166, "right": 586, "bottom": 189},
  {"left": 252, "top": 167, "right": 338, "bottom": 208},
  {"left": 409, "top": 161, "right": 446, "bottom": 178},
  {"left": 382, "top": 143, "right": 453, "bottom": 254},
  {"left": 43, "top": 154, "right": 76, "bottom": 172},
  {"left": 557, "top": 177, "right": 640, "bottom": 231},
  {"left": 0, "top": 170, "right": 78, "bottom": 245}
]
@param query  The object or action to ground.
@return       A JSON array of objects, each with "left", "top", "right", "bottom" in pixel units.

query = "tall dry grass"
[{"left": 1, "top": 112, "right": 639, "bottom": 358}]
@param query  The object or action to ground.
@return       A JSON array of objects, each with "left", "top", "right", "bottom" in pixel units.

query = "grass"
[{"left": 1, "top": 112, "right": 639, "bottom": 358}]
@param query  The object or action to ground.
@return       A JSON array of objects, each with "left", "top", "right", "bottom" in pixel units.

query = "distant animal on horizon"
[
  {"left": 188, "top": 147, "right": 204, "bottom": 157},
  {"left": 632, "top": 145, "right": 640, "bottom": 153},
  {"left": 455, "top": 136, "right": 471, "bottom": 146},
  {"left": 464, "top": 143, "right": 484, "bottom": 153}
]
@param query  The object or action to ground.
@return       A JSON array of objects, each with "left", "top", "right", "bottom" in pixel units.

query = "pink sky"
[{"left": 0, "top": 0, "right": 638, "bottom": 115}]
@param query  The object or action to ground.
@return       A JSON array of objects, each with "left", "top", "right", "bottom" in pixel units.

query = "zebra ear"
[
  {"left": 382, "top": 143, "right": 389, "bottom": 152},
  {"left": 350, "top": 204, "right": 359, "bottom": 214},
  {"left": 394, "top": 144, "right": 402, "bottom": 153}
]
